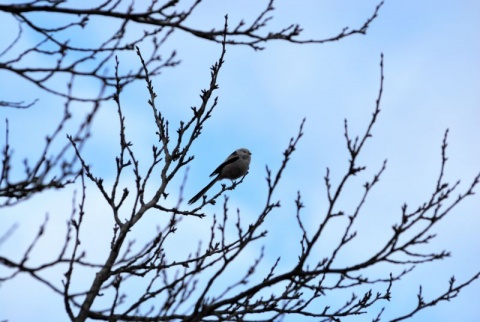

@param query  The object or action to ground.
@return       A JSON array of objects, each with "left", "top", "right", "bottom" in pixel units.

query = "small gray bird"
[{"left": 188, "top": 148, "right": 252, "bottom": 204}]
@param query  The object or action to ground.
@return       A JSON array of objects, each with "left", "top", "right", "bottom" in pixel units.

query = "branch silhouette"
[{"left": 1, "top": 2, "right": 479, "bottom": 322}]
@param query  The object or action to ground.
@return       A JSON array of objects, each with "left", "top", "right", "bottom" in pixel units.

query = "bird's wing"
[{"left": 209, "top": 154, "right": 239, "bottom": 177}]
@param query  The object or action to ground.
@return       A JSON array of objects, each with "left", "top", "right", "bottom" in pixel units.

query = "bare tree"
[
  {"left": 1, "top": 1, "right": 479, "bottom": 321},
  {"left": 0, "top": 0, "right": 383, "bottom": 207}
]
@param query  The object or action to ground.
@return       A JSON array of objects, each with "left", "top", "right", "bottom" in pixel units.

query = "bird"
[{"left": 188, "top": 148, "right": 252, "bottom": 204}]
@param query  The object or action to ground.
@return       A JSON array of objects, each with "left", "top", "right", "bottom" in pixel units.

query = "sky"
[{"left": 1, "top": 0, "right": 479, "bottom": 321}]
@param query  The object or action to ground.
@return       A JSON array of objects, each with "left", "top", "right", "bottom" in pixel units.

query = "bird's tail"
[{"left": 188, "top": 177, "right": 218, "bottom": 205}]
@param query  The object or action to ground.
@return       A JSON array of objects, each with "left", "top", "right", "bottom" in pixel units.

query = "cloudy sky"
[{"left": 1, "top": 1, "right": 479, "bottom": 321}]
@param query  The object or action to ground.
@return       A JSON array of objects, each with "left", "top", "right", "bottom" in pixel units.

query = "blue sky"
[{"left": 1, "top": 1, "right": 479, "bottom": 321}]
